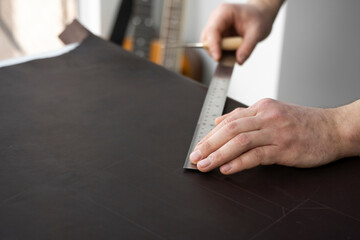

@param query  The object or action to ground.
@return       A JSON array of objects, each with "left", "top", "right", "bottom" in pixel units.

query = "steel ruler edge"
[{"left": 184, "top": 53, "right": 236, "bottom": 170}]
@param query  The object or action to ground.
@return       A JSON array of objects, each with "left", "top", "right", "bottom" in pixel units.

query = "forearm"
[{"left": 329, "top": 99, "right": 360, "bottom": 158}]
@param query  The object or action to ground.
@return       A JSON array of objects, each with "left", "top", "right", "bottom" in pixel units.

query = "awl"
[{"left": 165, "top": 36, "right": 243, "bottom": 51}]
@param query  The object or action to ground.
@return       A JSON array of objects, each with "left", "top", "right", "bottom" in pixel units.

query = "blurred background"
[{"left": 1, "top": 0, "right": 359, "bottom": 108}]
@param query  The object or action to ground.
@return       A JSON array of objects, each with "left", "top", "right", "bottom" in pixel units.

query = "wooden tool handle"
[
  {"left": 220, "top": 37, "right": 243, "bottom": 51},
  {"left": 203, "top": 37, "right": 243, "bottom": 51}
]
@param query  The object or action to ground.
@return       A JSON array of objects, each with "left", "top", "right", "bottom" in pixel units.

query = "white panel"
[
  {"left": 77, "top": 0, "right": 101, "bottom": 35},
  {"left": 278, "top": 0, "right": 360, "bottom": 108},
  {"left": 228, "top": 4, "right": 287, "bottom": 106},
  {"left": 0, "top": 43, "right": 79, "bottom": 68},
  {"left": 100, "top": 0, "right": 122, "bottom": 38}
]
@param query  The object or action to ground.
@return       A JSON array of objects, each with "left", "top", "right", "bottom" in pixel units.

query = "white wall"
[
  {"left": 77, "top": 0, "right": 102, "bottom": 35},
  {"left": 100, "top": 0, "right": 122, "bottom": 38},
  {"left": 229, "top": 5, "right": 286, "bottom": 106},
  {"left": 0, "top": 0, "right": 77, "bottom": 60},
  {"left": 278, "top": 0, "right": 360, "bottom": 108}
]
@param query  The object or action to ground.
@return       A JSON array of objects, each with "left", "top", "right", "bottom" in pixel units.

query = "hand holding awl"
[{"left": 165, "top": 36, "right": 243, "bottom": 51}]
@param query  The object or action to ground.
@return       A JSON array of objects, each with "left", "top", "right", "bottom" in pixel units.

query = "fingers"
[
  {"left": 215, "top": 107, "right": 246, "bottom": 125},
  {"left": 194, "top": 116, "right": 260, "bottom": 164},
  {"left": 189, "top": 110, "right": 260, "bottom": 169},
  {"left": 219, "top": 146, "right": 275, "bottom": 175},
  {"left": 201, "top": 4, "right": 262, "bottom": 64},
  {"left": 202, "top": 30, "right": 222, "bottom": 61},
  {"left": 201, "top": 4, "right": 234, "bottom": 61},
  {"left": 236, "top": 27, "right": 259, "bottom": 65},
  {"left": 196, "top": 107, "right": 254, "bottom": 148},
  {"left": 196, "top": 130, "right": 272, "bottom": 172}
]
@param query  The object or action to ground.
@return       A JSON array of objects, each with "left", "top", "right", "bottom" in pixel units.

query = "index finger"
[
  {"left": 200, "top": 5, "right": 234, "bottom": 61},
  {"left": 190, "top": 107, "right": 257, "bottom": 164},
  {"left": 201, "top": 27, "right": 222, "bottom": 61},
  {"left": 197, "top": 107, "right": 253, "bottom": 147}
]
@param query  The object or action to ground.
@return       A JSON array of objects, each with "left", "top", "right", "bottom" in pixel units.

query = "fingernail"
[
  {"left": 190, "top": 149, "right": 202, "bottom": 163},
  {"left": 212, "top": 52, "right": 220, "bottom": 60},
  {"left": 221, "top": 163, "right": 232, "bottom": 173},
  {"left": 238, "top": 54, "right": 247, "bottom": 65},
  {"left": 198, "top": 157, "right": 211, "bottom": 168}
]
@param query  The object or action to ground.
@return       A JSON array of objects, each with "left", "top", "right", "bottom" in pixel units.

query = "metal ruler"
[{"left": 184, "top": 52, "right": 236, "bottom": 169}]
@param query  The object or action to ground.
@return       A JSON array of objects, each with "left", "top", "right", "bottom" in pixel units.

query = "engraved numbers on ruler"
[
  {"left": 195, "top": 76, "right": 229, "bottom": 146},
  {"left": 184, "top": 60, "right": 235, "bottom": 169}
]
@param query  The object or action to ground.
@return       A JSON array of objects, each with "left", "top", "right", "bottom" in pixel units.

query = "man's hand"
[
  {"left": 201, "top": 1, "right": 283, "bottom": 64},
  {"left": 189, "top": 98, "right": 360, "bottom": 175}
]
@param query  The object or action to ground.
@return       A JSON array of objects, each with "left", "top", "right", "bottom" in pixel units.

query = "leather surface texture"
[{"left": 1, "top": 35, "right": 360, "bottom": 239}]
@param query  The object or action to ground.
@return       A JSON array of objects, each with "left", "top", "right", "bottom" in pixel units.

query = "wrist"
[{"left": 327, "top": 99, "right": 360, "bottom": 159}]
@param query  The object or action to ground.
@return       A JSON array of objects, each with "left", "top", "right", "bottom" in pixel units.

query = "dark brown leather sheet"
[{"left": 0, "top": 35, "right": 359, "bottom": 239}]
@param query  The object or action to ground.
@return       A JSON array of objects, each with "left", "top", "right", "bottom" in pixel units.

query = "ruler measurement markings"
[{"left": 184, "top": 56, "right": 235, "bottom": 169}]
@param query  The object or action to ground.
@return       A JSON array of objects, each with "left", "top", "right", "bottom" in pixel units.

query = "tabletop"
[{"left": 0, "top": 35, "right": 359, "bottom": 239}]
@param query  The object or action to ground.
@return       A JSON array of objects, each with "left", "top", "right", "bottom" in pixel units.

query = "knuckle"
[
  {"left": 214, "top": 3, "right": 234, "bottom": 20},
  {"left": 258, "top": 98, "right": 276, "bottom": 108},
  {"left": 224, "top": 120, "right": 238, "bottom": 133},
  {"left": 201, "top": 140, "right": 212, "bottom": 153},
  {"left": 257, "top": 101, "right": 287, "bottom": 123},
  {"left": 206, "top": 26, "right": 218, "bottom": 35},
  {"left": 253, "top": 147, "right": 264, "bottom": 159},
  {"left": 252, "top": 148, "right": 266, "bottom": 165},
  {"left": 210, "top": 150, "right": 224, "bottom": 164},
  {"left": 232, "top": 157, "right": 249, "bottom": 171},
  {"left": 221, "top": 117, "right": 232, "bottom": 127},
  {"left": 264, "top": 149, "right": 276, "bottom": 164},
  {"left": 266, "top": 109, "right": 284, "bottom": 122},
  {"left": 233, "top": 107, "right": 243, "bottom": 115},
  {"left": 219, "top": 3, "right": 231, "bottom": 11},
  {"left": 234, "top": 133, "right": 251, "bottom": 147}
]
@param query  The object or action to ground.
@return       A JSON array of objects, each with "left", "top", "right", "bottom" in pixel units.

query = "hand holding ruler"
[{"left": 183, "top": 37, "right": 241, "bottom": 170}]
